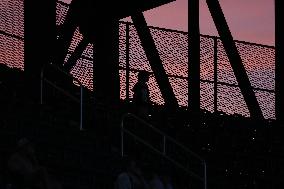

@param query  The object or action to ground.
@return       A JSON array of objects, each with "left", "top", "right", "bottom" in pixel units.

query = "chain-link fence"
[{"left": 0, "top": 0, "right": 275, "bottom": 119}]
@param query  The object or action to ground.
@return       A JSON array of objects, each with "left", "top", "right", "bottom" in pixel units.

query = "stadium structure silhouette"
[{"left": 0, "top": 0, "right": 283, "bottom": 189}]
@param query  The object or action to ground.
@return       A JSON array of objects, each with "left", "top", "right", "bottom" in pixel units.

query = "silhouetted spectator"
[
  {"left": 161, "top": 173, "right": 174, "bottom": 189},
  {"left": 133, "top": 71, "right": 151, "bottom": 119},
  {"left": 115, "top": 158, "right": 149, "bottom": 189},
  {"left": 7, "top": 138, "right": 61, "bottom": 189},
  {"left": 148, "top": 171, "right": 164, "bottom": 189}
]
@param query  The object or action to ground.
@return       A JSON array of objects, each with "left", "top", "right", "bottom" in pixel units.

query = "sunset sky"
[{"left": 62, "top": 0, "right": 275, "bottom": 46}]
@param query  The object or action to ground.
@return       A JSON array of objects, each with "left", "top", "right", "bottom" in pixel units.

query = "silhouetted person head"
[
  {"left": 133, "top": 71, "right": 151, "bottom": 118},
  {"left": 122, "top": 157, "right": 138, "bottom": 173},
  {"left": 9, "top": 138, "right": 62, "bottom": 189},
  {"left": 0, "top": 64, "right": 9, "bottom": 81},
  {"left": 16, "top": 138, "right": 35, "bottom": 156}
]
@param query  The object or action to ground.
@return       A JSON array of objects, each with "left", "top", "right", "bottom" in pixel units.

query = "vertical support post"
[
  {"left": 203, "top": 160, "right": 207, "bottom": 189},
  {"left": 93, "top": 18, "right": 120, "bottom": 134},
  {"left": 213, "top": 37, "right": 218, "bottom": 112},
  {"left": 80, "top": 85, "right": 83, "bottom": 131},
  {"left": 93, "top": 19, "right": 120, "bottom": 106},
  {"left": 126, "top": 23, "right": 130, "bottom": 102},
  {"left": 275, "top": 2, "right": 284, "bottom": 186},
  {"left": 206, "top": 0, "right": 264, "bottom": 119},
  {"left": 188, "top": 0, "right": 200, "bottom": 115},
  {"left": 275, "top": 0, "right": 283, "bottom": 123},
  {"left": 25, "top": 0, "right": 56, "bottom": 103}
]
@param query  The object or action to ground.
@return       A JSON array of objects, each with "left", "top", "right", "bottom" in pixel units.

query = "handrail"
[
  {"left": 120, "top": 113, "right": 207, "bottom": 189},
  {"left": 118, "top": 67, "right": 275, "bottom": 93},
  {"left": 46, "top": 63, "right": 82, "bottom": 85},
  {"left": 40, "top": 63, "right": 84, "bottom": 130},
  {"left": 121, "top": 113, "right": 203, "bottom": 161},
  {"left": 123, "top": 129, "right": 204, "bottom": 181}
]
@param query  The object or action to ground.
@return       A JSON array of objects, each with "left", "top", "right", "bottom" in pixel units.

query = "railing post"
[
  {"left": 80, "top": 85, "right": 83, "bottom": 130},
  {"left": 213, "top": 37, "right": 218, "bottom": 112},
  {"left": 203, "top": 160, "right": 207, "bottom": 189},
  {"left": 163, "top": 135, "right": 166, "bottom": 155},
  {"left": 126, "top": 22, "right": 130, "bottom": 102}
]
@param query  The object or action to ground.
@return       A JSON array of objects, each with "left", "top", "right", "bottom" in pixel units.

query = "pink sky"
[{"left": 63, "top": 0, "right": 274, "bottom": 46}]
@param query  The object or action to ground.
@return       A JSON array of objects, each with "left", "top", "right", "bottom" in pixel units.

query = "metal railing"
[
  {"left": 40, "top": 63, "right": 84, "bottom": 130},
  {"left": 121, "top": 113, "right": 207, "bottom": 189}
]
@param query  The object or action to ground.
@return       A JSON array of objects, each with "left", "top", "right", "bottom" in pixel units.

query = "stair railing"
[
  {"left": 121, "top": 113, "right": 207, "bottom": 189},
  {"left": 40, "top": 63, "right": 84, "bottom": 130}
]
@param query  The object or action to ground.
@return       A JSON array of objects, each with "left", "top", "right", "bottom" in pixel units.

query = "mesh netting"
[
  {"left": 0, "top": 0, "right": 24, "bottom": 38},
  {"left": 0, "top": 34, "right": 24, "bottom": 69},
  {"left": 0, "top": 0, "right": 24, "bottom": 69},
  {"left": 217, "top": 39, "right": 275, "bottom": 118},
  {"left": 0, "top": 0, "right": 276, "bottom": 119}
]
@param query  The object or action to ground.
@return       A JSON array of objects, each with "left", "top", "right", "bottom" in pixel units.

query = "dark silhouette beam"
[
  {"left": 56, "top": 0, "right": 176, "bottom": 68},
  {"left": 92, "top": 19, "right": 120, "bottom": 107},
  {"left": 132, "top": 13, "right": 179, "bottom": 110},
  {"left": 188, "top": 0, "right": 200, "bottom": 113},
  {"left": 206, "top": 0, "right": 264, "bottom": 119},
  {"left": 275, "top": 0, "right": 283, "bottom": 122},
  {"left": 63, "top": 37, "right": 89, "bottom": 72},
  {"left": 25, "top": 0, "right": 56, "bottom": 102},
  {"left": 91, "top": 18, "right": 120, "bottom": 136}
]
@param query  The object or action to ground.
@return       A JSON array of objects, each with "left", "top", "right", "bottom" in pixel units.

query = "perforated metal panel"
[
  {"left": 56, "top": 1, "right": 69, "bottom": 26},
  {"left": 0, "top": 0, "right": 24, "bottom": 69},
  {"left": 200, "top": 36, "right": 214, "bottom": 81},
  {"left": 0, "top": 0, "right": 24, "bottom": 38},
  {"left": 0, "top": 34, "right": 24, "bottom": 69},
  {"left": 200, "top": 81, "right": 214, "bottom": 112},
  {"left": 217, "top": 39, "right": 275, "bottom": 118},
  {"left": 0, "top": 0, "right": 276, "bottom": 119}
]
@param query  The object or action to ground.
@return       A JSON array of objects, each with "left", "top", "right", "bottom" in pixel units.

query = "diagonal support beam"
[
  {"left": 63, "top": 37, "right": 89, "bottom": 72},
  {"left": 54, "top": 0, "right": 81, "bottom": 66},
  {"left": 188, "top": 0, "right": 200, "bottom": 113},
  {"left": 131, "top": 13, "right": 179, "bottom": 110},
  {"left": 206, "top": 0, "right": 264, "bottom": 119},
  {"left": 275, "top": 0, "right": 283, "bottom": 123}
]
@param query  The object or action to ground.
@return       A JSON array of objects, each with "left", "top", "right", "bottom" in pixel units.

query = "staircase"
[{"left": 120, "top": 113, "right": 207, "bottom": 189}]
